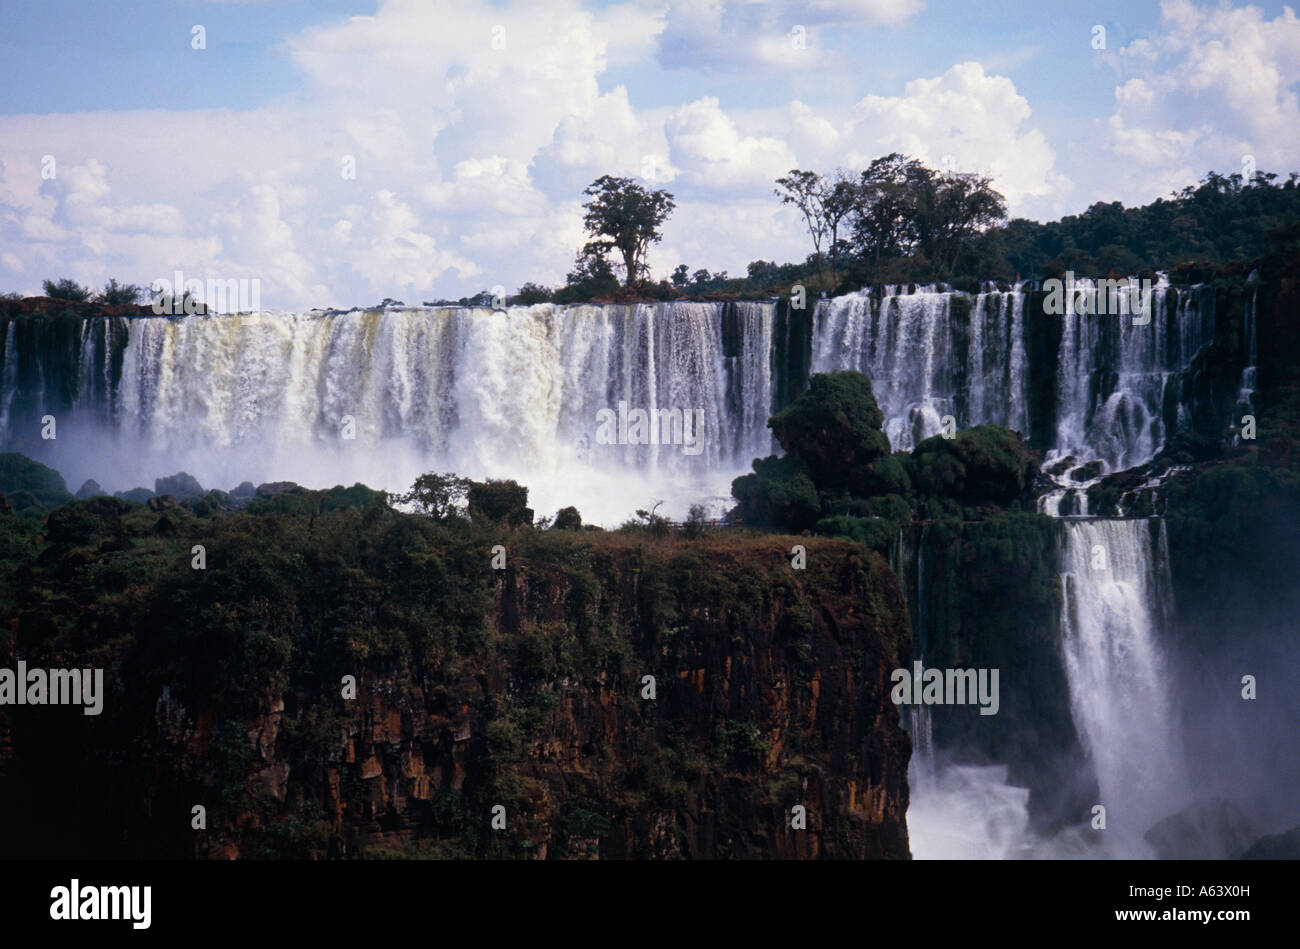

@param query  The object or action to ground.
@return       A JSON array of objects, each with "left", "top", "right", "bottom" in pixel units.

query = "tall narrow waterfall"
[
  {"left": 1236, "top": 276, "right": 1258, "bottom": 424},
  {"left": 1059, "top": 517, "right": 1188, "bottom": 855},
  {"left": 0, "top": 301, "right": 777, "bottom": 522}
]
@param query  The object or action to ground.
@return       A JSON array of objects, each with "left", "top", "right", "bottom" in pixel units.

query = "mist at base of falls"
[
  {"left": 22, "top": 420, "right": 747, "bottom": 527},
  {"left": 905, "top": 515, "right": 1298, "bottom": 860},
  {"left": 906, "top": 751, "right": 1166, "bottom": 860}
]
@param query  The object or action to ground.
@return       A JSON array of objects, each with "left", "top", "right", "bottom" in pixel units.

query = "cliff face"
[
  {"left": 890, "top": 515, "right": 1094, "bottom": 832},
  {"left": 0, "top": 500, "right": 912, "bottom": 859}
]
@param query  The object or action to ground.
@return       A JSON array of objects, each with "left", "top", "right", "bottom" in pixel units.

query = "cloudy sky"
[{"left": 2, "top": 0, "right": 1298, "bottom": 309}]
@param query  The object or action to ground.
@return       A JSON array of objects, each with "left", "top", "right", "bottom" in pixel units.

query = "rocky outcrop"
[
  {"left": 255, "top": 481, "right": 300, "bottom": 498},
  {"left": 75, "top": 479, "right": 107, "bottom": 499},
  {"left": 155, "top": 472, "right": 204, "bottom": 499}
]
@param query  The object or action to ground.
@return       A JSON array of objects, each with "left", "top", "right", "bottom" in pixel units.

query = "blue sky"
[{"left": 2, "top": 0, "right": 1298, "bottom": 307}]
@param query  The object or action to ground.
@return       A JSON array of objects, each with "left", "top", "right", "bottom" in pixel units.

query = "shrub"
[
  {"left": 910, "top": 425, "right": 1037, "bottom": 504},
  {"left": 552, "top": 506, "right": 583, "bottom": 530},
  {"left": 731, "top": 454, "right": 820, "bottom": 531},
  {"left": 467, "top": 479, "right": 532, "bottom": 527},
  {"left": 42, "top": 278, "right": 92, "bottom": 302}
]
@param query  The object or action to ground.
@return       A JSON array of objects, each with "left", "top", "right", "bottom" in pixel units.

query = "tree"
[
  {"left": 681, "top": 503, "right": 709, "bottom": 539},
  {"left": 511, "top": 282, "right": 553, "bottom": 305},
  {"left": 910, "top": 425, "right": 1036, "bottom": 504},
  {"left": 555, "top": 248, "right": 620, "bottom": 303},
  {"left": 580, "top": 176, "right": 675, "bottom": 287},
  {"left": 822, "top": 173, "right": 858, "bottom": 273},
  {"left": 390, "top": 472, "right": 470, "bottom": 520},
  {"left": 670, "top": 264, "right": 690, "bottom": 288},
  {"left": 42, "top": 278, "right": 92, "bottom": 302},
  {"left": 731, "top": 454, "right": 820, "bottom": 531},
  {"left": 552, "top": 506, "right": 583, "bottom": 530},
  {"left": 775, "top": 169, "right": 831, "bottom": 275},
  {"left": 467, "top": 479, "right": 532, "bottom": 527},
  {"left": 96, "top": 278, "right": 144, "bottom": 305},
  {"left": 926, "top": 170, "right": 1006, "bottom": 273},
  {"left": 847, "top": 154, "right": 1006, "bottom": 277},
  {"left": 850, "top": 154, "right": 928, "bottom": 266},
  {"left": 628, "top": 500, "right": 671, "bottom": 538}
]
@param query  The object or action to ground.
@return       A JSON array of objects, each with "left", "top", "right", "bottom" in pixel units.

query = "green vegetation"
[
  {"left": 96, "top": 278, "right": 144, "bottom": 305},
  {"left": 466, "top": 478, "right": 532, "bottom": 527},
  {"left": 551, "top": 505, "right": 583, "bottom": 530},
  {"left": 731, "top": 370, "right": 1040, "bottom": 538},
  {"left": 909, "top": 426, "right": 1037, "bottom": 505},
  {"left": 0, "top": 452, "right": 74, "bottom": 513},
  {"left": 0, "top": 460, "right": 911, "bottom": 859},
  {"left": 768, "top": 371, "right": 892, "bottom": 490},
  {"left": 575, "top": 174, "right": 676, "bottom": 288},
  {"left": 41, "top": 278, "right": 92, "bottom": 302},
  {"left": 9, "top": 162, "right": 1299, "bottom": 312}
]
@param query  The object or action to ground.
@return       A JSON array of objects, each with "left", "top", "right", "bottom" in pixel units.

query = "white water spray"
[{"left": 1058, "top": 517, "right": 1189, "bottom": 855}]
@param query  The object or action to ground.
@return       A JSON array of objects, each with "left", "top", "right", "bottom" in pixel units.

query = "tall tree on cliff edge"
[{"left": 580, "top": 176, "right": 676, "bottom": 287}]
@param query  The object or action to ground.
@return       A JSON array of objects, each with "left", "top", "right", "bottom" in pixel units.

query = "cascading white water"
[
  {"left": 811, "top": 286, "right": 1029, "bottom": 450},
  {"left": 811, "top": 282, "right": 1211, "bottom": 481},
  {"left": 1236, "top": 275, "right": 1258, "bottom": 425},
  {"left": 907, "top": 516, "right": 1192, "bottom": 859},
  {"left": 1058, "top": 517, "right": 1189, "bottom": 856},
  {"left": 1050, "top": 280, "right": 1212, "bottom": 476},
  {"left": 0, "top": 301, "right": 777, "bottom": 523}
]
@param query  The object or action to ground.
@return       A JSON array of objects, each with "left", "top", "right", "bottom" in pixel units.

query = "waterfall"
[
  {"left": 1236, "top": 276, "right": 1258, "bottom": 427},
  {"left": 805, "top": 282, "right": 1214, "bottom": 857},
  {"left": 810, "top": 285, "right": 1029, "bottom": 450},
  {"left": 1050, "top": 281, "right": 1213, "bottom": 476},
  {"left": 2, "top": 282, "right": 1223, "bottom": 515},
  {"left": 906, "top": 515, "right": 1191, "bottom": 859},
  {"left": 901, "top": 523, "right": 936, "bottom": 791},
  {"left": 0, "top": 301, "right": 777, "bottom": 523},
  {"left": 1058, "top": 517, "right": 1188, "bottom": 855},
  {"left": 809, "top": 281, "right": 1212, "bottom": 479}
]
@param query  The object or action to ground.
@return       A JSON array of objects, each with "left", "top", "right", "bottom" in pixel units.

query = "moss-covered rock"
[{"left": 769, "top": 371, "right": 892, "bottom": 491}]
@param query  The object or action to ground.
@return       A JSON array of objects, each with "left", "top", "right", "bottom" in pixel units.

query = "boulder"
[
  {"left": 255, "top": 481, "right": 300, "bottom": 499},
  {"left": 75, "top": 479, "right": 108, "bottom": 499},
  {"left": 155, "top": 472, "right": 204, "bottom": 499}
]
